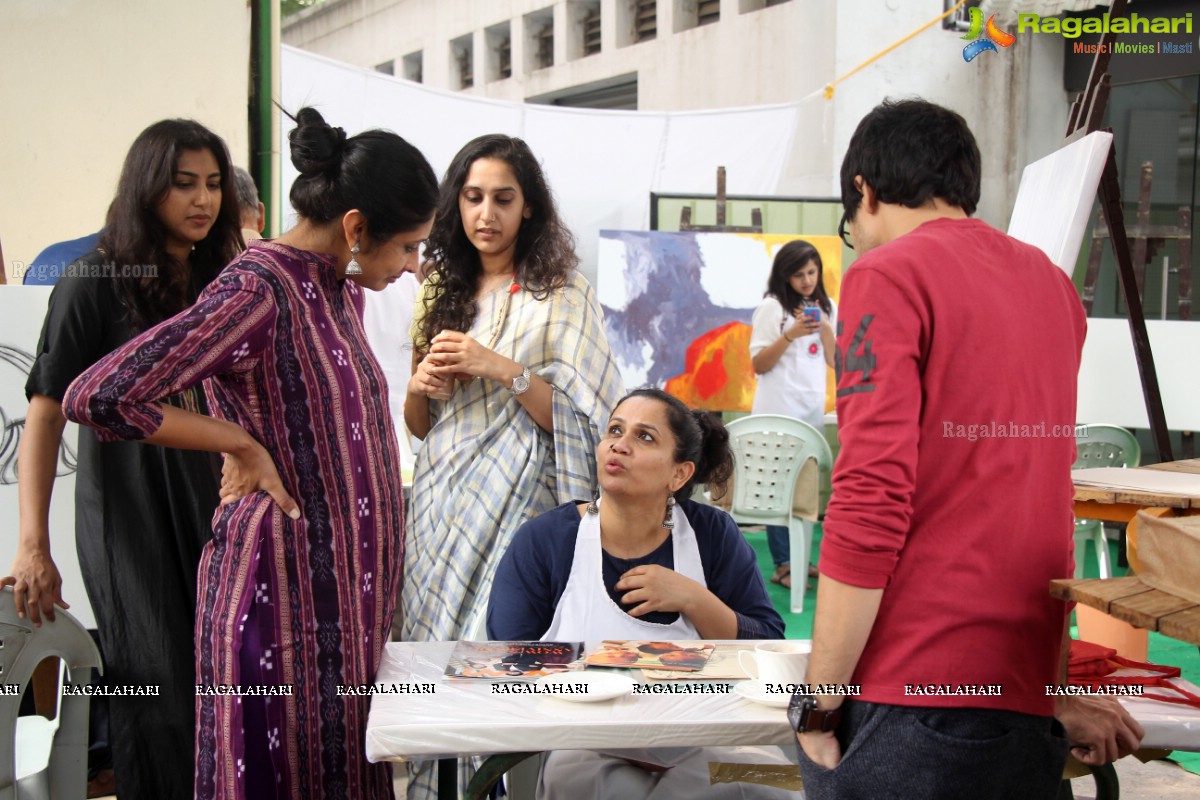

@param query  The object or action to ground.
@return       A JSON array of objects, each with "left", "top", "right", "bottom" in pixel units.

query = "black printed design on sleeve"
[{"left": 836, "top": 315, "right": 876, "bottom": 397}]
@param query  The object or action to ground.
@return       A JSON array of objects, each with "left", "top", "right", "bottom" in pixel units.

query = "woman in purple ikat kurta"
[{"left": 63, "top": 108, "right": 439, "bottom": 800}]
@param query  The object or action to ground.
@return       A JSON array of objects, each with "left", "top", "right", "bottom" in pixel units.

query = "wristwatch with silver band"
[{"left": 508, "top": 366, "right": 531, "bottom": 396}]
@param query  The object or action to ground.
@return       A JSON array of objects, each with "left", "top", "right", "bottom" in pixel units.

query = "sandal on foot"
[{"left": 770, "top": 566, "right": 792, "bottom": 589}]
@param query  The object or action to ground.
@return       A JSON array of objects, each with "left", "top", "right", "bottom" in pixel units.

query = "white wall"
[
  {"left": 828, "top": 1, "right": 1069, "bottom": 229},
  {"left": 0, "top": 0, "right": 252, "bottom": 275}
]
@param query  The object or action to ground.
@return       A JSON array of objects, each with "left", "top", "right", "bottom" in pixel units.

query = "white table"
[
  {"left": 366, "top": 641, "right": 1200, "bottom": 798},
  {"left": 366, "top": 641, "right": 793, "bottom": 763}
]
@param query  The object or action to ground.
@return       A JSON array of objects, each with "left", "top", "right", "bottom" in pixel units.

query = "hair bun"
[{"left": 288, "top": 107, "right": 348, "bottom": 176}]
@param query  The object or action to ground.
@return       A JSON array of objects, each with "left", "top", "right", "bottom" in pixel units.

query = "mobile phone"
[{"left": 802, "top": 307, "right": 821, "bottom": 325}]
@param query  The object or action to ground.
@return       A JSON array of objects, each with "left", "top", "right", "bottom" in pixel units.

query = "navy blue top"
[
  {"left": 22, "top": 231, "right": 102, "bottom": 285},
  {"left": 487, "top": 498, "right": 785, "bottom": 640}
]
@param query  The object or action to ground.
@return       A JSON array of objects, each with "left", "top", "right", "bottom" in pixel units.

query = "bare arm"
[
  {"left": 145, "top": 404, "right": 299, "bottom": 519},
  {"left": 751, "top": 312, "right": 814, "bottom": 375},
  {"left": 820, "top": 318, "right": 836, "bottom": 368},
  {"left": 1053, "top": 616, "right": 1145, "bottom": 764},
  {"left": 404, "top": 349, "right": 435, "bottom": 440},
  {"left": 2, "top": 395, "right": 70, "bottom": 624},
  {"left": 796, "top": 575, "right": 884, "bottom": 767}
]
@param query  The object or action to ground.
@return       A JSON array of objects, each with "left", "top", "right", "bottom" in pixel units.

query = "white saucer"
[
  {"left": 535, "top": 671, "right": 635, "bottom": 703},
  {"left": 734, "top": 681, "right": 790, "bottom": 708}
]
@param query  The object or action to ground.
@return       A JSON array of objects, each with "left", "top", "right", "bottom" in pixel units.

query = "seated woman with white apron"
[{"left": 488, "top": 388, "right": 794, "bottom": 800}]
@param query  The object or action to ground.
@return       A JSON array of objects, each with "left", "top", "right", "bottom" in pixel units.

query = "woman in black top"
[{"left": 3, "top": 119, "right": 242, "bottom": 800}]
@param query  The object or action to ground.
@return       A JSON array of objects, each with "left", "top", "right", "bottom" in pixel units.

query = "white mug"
[{"left": 737, "top": 641, "right": 811, "bottom": 686}]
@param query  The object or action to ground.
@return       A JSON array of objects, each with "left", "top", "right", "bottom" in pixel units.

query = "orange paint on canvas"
[{"left": 665, "top": 321, "right": 757, "bottom": 411}]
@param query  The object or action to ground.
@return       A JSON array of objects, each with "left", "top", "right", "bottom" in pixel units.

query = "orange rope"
[{"left": 824, "top": 0, "right": 971, "bottom": 100}]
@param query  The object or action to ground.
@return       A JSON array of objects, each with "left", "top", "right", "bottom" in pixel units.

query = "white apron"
[
  {"left": 542, "top": 496, "right": 703, "bottom": 642},
  {"left": 535, "top": 499, "right": 797, "bottom": 800}
]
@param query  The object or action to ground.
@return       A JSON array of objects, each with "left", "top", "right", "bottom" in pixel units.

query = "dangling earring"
[
  {"left": 346, "top": 241, "right": 363, "bottom": 276},
  {"left": 586, "top": 489, "right": 600, "bottom": 515},
  {"left": 661, "top": 495, "right": 676, "bottom": 529}
]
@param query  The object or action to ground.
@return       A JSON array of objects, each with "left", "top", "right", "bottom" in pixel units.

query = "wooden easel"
[
  {"left": 1066, "top": 0, "right": 1174, "bottom": 461},
  {"left": 678, "top": 166, "right": 764, "bottom": 233},
  {"left": 1082, "top": 162, "right": 1193, "bottom": 322}
]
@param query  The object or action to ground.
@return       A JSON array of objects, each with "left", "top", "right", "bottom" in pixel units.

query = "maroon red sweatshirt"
[{"left": 821, "top": 216, "right": 1086, "bottom": 716}]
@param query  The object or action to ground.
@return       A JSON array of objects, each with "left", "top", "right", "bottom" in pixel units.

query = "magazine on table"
[
  {"left": 642, "top": 643, "right": 748, "bottom": 681},
  {"left": 443, "top": 641, "right": 585, "bottom": 681},
  {"left": 584, "top": 640, "right": 715, "bottom": 672}
]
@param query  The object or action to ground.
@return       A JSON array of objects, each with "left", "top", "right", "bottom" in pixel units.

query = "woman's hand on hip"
[{"left": 221, "top": 438, "right": 300, "bottom": 520}]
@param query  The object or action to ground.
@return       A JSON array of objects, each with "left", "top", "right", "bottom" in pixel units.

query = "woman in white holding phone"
[{"left": 749, "top": 240, "right": 836, "bottom": 590}]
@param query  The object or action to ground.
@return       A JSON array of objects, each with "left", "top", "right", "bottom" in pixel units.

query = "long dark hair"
[
  {"left": 616, "top": 388, "right": 734, "bottom": 502},
  {"left": 285, "top": 107, "right": 438, "bottom": 247},
  {"left": 417, "top": 134, "right": 576, "bottom": 352},
  {"left": 764, "top": 239, "right": 831, "bottom": 316},
  {"left": 99, "top": 120, "right": 243, "bottom": 333}
]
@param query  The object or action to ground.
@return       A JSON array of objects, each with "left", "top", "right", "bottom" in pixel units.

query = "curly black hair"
[{"left": 417, "top": 134, "right": 576, "bottom": 352}]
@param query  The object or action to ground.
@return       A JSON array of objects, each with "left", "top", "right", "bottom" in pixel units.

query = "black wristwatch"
[{"left": 787, "top": 693, "right": 842, "bottom": 734}]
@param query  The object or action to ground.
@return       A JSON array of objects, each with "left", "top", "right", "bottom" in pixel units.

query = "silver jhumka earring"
[{"left": 346, "top": 241, "right": 363, "bottom": 276}]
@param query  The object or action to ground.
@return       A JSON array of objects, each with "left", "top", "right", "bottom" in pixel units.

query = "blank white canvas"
[
  {"left": 1008, "top": 130, "right": 1112, "bottom": 275},
  {"left": 1077, "top": 318, "right": 1200, "bottom": 432}
]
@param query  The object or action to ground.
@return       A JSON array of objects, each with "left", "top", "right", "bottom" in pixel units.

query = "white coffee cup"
[{"left": 737, "top": 641, "right": 811, "bottom": 687}]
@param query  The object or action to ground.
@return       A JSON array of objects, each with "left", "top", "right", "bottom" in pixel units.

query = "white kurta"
[{"left": 749, "top": 296, "right": 837, "bottom": 430}]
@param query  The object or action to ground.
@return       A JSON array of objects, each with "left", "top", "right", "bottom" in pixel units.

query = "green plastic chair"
[
  {"left": 1072, "top": 424, "right": 1141, "bottom": 579},
  {"left": 724, "top": 414, "right": 832, "bottom": 614}
]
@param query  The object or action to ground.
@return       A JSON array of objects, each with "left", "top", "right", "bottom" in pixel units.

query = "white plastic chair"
[
  {"left": 1073, "top": 424, "right": 1141, "bottom": 579},
  {"left": 724, "top": 415, "right": 833, "bottom": 614},
  {"left": 0, "top": 587, "right": 101, "bottom": 800}
]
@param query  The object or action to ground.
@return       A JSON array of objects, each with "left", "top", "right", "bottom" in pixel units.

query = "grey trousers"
[{"left": 795, "top": 700, "right": 1069, "bottom": 800}]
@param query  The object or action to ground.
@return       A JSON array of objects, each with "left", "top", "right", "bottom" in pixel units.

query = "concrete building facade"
[{"left": 283, "top": 0, "right": 1070, "bottom": 230}]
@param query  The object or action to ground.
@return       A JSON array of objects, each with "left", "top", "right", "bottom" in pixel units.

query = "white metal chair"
[
  {"left": 724, "top": 414, "right": 832, "bottom": 614},
  {"left": 0, "top": 587, "right": 101, "bottom": 800},
  {"left": 1073, "top": 424, "right": 1141, "bottom": 579}
]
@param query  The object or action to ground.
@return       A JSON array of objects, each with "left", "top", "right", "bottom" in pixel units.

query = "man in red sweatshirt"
[{"left": 791, "top": 99, "right": 1143, "bottom": 798}]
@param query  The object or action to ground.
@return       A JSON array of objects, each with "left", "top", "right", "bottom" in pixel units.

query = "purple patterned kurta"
[{"left": 64, "top": 241, "right": 402, "bottom": 800}]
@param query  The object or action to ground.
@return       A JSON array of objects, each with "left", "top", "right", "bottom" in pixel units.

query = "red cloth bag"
[{"left": 1068, "top": 639, "right": 1200, "bottom": 708}]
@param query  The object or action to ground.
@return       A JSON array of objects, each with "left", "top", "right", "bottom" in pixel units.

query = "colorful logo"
[{"left": 961, "top": 8, "right": 1016, "bottom": 62}]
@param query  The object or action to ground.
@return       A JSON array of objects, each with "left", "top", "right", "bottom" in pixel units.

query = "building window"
[
  {"left": 739, "top": 0, "right": 791, "bottom": 11},
  {"left": 374, "top": 60, "right": 394, "bottom": 75},
  {"left": 581, "top": 2, "right": 601, "bottom": 56},
  {"left": 527, "top": 74, "right": 638, "bottom": 110},
  {"left": 402, "top": 51, "right": 422, "bottom": 83},
  {"left": 451, "top": 34, "right": 473, "bottom": 89},
  {"left": 674, "top": 0, "right": 717, "bottom": 33},
  {"left": 697, "top": 0, "right": 720, "bottom": 26},
  {"left": 524, "top": 7, "right": 555, "bottom": 71},
  {"left": 486, "top": 22, "right": 512, "bottom": 81},
  {"left": 618, "top": 0, "right": 656, "bottom": 46},
  {"left": 568, "top": 0, "right": 601, "bottom": 60}
]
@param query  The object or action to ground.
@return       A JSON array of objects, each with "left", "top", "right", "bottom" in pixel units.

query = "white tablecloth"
[
  {"left": 365, "top": 642, "right": 1200, "bottom": 763},
  {"left": 366, "top": 641, "right": 792, "bottom": 762}
]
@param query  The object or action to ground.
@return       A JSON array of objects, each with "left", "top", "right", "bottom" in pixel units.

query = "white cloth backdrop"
[{"left": 281, "top": 45, "right": 800, "bottom": 283}]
